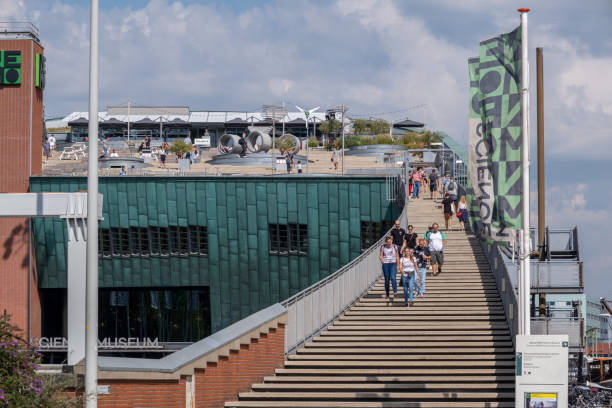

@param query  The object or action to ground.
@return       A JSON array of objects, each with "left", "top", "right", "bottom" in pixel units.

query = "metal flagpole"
[
  {"left": 86, "top": 0, "right": 100, "bottom": 406},
  {"left": 305, "top": 113, "right": 309, "bottom": 173},
  {"left": 518, "top": 7, "right": 531, "bottom": 336},
  {"left": 341, "top": 105, "right": 345, "bottom": 175},
  {"left": 127, "top": 100, "right": 131, "bottom": 142}
]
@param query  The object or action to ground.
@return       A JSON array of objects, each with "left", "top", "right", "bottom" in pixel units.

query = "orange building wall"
[{"left": 0, "top": 38, "right": 44, "bottom": 340}]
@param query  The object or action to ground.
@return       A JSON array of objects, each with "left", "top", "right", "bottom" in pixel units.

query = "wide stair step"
[{"left": 225, "top": 199, "right": 513, "bottom": 407}]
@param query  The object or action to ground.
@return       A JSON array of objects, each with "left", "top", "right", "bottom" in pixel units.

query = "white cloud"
[{"left": 0, "top": 0, "right": 26, "bottom": 20}]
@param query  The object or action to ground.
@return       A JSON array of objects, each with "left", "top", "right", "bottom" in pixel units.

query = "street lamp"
[{"left": 295, "top": 105, "right": 320, "bottom": 173}]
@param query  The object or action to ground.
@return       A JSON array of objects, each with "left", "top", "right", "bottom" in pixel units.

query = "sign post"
[{"left": 515, "top": 335, "right": 569, "bottom": 407}]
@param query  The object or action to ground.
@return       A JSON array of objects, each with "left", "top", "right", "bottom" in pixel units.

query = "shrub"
[
  {"left": 168, "top": 140, "right": 192, "bottom": 158},
  {"left": 307, "top": 137, "right": 318, "bottom": 148},
  {"left": 276, "top": 135, "right": 297, "bottom": 153},
  {"left": 0, "top": 313, "right": 78, "bottom": 407},
  {"left": 373, "top": 134, "right": 393, "bottom": 145}
]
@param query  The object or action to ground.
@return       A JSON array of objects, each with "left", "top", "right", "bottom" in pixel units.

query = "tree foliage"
[
  {"left": 318, "top": 119, "right": 341, "bottom": 135},
  {"left": 168, "top": 140, "right": 192, "bottom": 158},
  {"left": 352, "top": 119, "right": 390, "bottom": 136},
  {"left": 0, "top": 313, "right": 78, "bottom": 407}
]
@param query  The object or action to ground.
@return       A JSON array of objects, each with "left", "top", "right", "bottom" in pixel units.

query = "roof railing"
[{"left": 0, "top": 22, "right": 40, "bottom": 42}]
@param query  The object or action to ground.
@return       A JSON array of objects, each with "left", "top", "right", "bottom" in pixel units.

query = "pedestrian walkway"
[{"left": 225, "top": 197, "right": 514, "bottom": 407}]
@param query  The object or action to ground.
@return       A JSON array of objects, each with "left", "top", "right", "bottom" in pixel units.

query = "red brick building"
[{"left": 0, "top": 23, "right": 44, "bottom": 340}]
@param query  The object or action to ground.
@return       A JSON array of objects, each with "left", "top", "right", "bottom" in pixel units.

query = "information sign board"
[
  {"left": 194, "top": 136, "right": 211, "bottom": 147},
  {"left": 515, "top": 335, "right": 568, "bottom": 407}
]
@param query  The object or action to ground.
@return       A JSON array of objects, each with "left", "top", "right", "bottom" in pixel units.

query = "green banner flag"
[{"left": 467, "top": 26, "right": 522, "bottom": 241}]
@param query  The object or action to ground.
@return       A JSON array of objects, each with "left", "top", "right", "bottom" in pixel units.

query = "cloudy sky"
[{"left": 5, "top": 0, "right": 612, "bottom": 297}]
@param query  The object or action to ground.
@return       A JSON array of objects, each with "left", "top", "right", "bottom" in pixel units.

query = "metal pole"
[
  {"left": 281, "top": 100, "right": 285, "bottom": 138},
  {"left": 127, "top": 100, "right": 130, "bottom": 142},
  {"left": 341, "top": 105, "right": 345, "bottom": 175},
  {"left": 519, "top": 8, "right": 531, "bottom": 336},
  {"left": 305, "top": 115, "right": 309, "bottom": 173},
  {"left": 159, "top": 116, "right": 163, "bottom": 142},
  {"left": 86, "top": 0, "right": 99, "bottom": 406},
  {"left": 313, "top": 117, "right": 317, "bottom": 148},
  {"left": 272, "top": 116, "right": 276, "bottom": 172},
  {"left": 536, "top": 47, "right": 545, "bottom": 261}
]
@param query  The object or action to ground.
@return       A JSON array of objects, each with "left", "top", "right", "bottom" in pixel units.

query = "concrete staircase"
[{"left": 225, "top": 198, "right": 514, "bottom": 407}]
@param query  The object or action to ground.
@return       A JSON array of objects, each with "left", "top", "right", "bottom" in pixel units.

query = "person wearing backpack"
[
  {"left": 379, "top": 236, "right": 400, "bottom": 302},
  {"left": 400, "top": 248, "right": 420, "bottom": 306},
  {"left": 446, "top": 177, "right": 459, "bottom": 213}
]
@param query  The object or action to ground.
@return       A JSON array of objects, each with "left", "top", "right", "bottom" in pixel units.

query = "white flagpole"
[
  {"left": 518, "top": 7, "right": 531, "bottom": 336},
  {"left": 86, "top": 0, "right": 99, "bottom": 406}
]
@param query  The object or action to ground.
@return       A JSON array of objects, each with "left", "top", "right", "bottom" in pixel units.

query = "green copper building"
[{"left": 30, "top": 176, "right": 399, "bottom": 345}]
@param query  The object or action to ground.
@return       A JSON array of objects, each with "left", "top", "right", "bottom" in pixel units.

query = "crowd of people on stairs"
[
  {"left": 380, "top": 221, "right": 445, "bottom": 307},
  {"left": 379, "top": 172, "right": 467, "bottom": 307}
]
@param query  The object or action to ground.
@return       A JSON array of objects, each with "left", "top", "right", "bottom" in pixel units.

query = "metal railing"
[
  {"left": 531, "top": 317, "right": 583, "bottom": 349},
  {"left": 481, "top": 240, "right": 519, "bottom": 341},
  {"left": 504, "top": 260, "right": 583, "bottom": 290},
  {"left": 0, "top": 22, "right": 40, "bottom": 42},
  {"left": 282, "top": 203, "right": 407, "bottom": 355}
]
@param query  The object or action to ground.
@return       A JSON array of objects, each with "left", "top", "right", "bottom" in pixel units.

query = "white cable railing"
[{"left": 282, "top": 205, "right": 407, "bottom": 355}]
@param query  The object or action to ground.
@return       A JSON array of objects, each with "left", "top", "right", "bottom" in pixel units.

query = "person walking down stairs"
[
  {"left": 400, "top": 248, "right": 419, "bottom": 306},
  {"left": 379, "top": 236, "right": 399, "bottom": 302},
  {"left": 413, "top": 238, "right": 431, "bottom": 298},
  {"left": 427, "top": 223, "right": 446, "bottom": 276}
]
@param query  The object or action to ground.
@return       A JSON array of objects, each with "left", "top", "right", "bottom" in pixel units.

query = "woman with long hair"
[
  {"left": 379, "top": 236, "right": 400, "bottom": 302},
  {"left": 457, "top": 195, "right": 468, "bottom": 230},
  {"left": 400, "top": 247, "right": 420, "bottom": 306}
]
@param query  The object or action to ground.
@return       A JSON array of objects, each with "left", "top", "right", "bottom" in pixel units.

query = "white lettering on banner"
[{"left": 35, "top": 337, "right": 163, "bottom": 350}]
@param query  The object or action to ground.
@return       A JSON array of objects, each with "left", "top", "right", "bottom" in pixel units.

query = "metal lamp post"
[{"left": 295, "top": 106, "right": 319, "bottom": 173}]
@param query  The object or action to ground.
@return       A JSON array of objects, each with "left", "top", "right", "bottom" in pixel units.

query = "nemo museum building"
[{"left": 0, "top": 22, "right": 405, "bottom": 366}]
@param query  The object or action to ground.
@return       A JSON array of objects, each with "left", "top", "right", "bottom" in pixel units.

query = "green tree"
[
  {"left": 318, "top": 119, "right": 341, "bottom": 135},
  {"left": 352, "top": 119, "right": 390, "bottom": 136},
  {"left": 168, "top": 140, "right": 192, "bottom": 158}
]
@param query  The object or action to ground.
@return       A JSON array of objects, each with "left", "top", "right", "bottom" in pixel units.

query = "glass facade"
[{"left": 40, "top": 287, "right": 211, "bottom": 343}]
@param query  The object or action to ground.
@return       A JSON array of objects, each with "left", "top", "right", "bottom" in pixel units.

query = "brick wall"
[
  {"left": 0, "top": 37, "right": 44, "bottom": 339},
  {"left": 97, "top": 379, "right": 187, "bottom": 408},
  {"left": 195, "top": 324, "right": 285, "bottom": 408},
  {"left": 65, "top": 321, "right": 285, "bottom": 407}
]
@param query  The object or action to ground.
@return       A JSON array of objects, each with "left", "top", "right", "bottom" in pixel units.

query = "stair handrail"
[{"left": 281, "top": 204, "right": 408, "bottom": 355}]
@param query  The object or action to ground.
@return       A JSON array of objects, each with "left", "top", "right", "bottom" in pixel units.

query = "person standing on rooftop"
[{"left": 379, "top": 236, "right": 400, "bottom": 302}]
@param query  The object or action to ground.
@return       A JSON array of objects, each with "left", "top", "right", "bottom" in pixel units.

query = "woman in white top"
[
  {"left": 379, "top": 236, "right": 399, "bottom": 301},
  {"left": 400, "top": 248, "right": 420, "bottom": 306},
  {"left": 457, "top": 196, "right": 468, "bottom": 231}
]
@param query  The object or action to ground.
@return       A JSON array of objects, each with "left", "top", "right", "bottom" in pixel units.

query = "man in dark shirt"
[
  {"left": 442, "top": 193, "right": 453, "bottom": 230},
  {"left": 390, "top": 220, "right": 405, "bottom": 252},
  {"left": 429, "top": 169, "right": 438, "bottom": 200},
  {"left": 413, "top": 238, "right": 431, "bottom": 297}
]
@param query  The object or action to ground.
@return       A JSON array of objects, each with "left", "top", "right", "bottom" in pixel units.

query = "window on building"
[
  {"left": 98, "top": 225, "right": 207, "bottom": 259},
  {"left": 159, "top": 227, "right": 169, "bottom": 256},
  {"left": 189, "top": 226, "right": 208, "bottom": 256},
  {"left": 360, "top": 220, "right": 393, "bottom": 250},
  {"left": 129, "top": 227, "right": 150, "bottom": 256},
  {"left": 269, "top": 223, "right": 307, "bottom": 255},
  {"left": 169, "top": 226, "right": 189, "bottom": 256},
  {"left": 110, "top": 227, "right": 130, "bottom": 257},
  {"left": 99, "top": 229, "right": 112, "bottom": 258}
]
